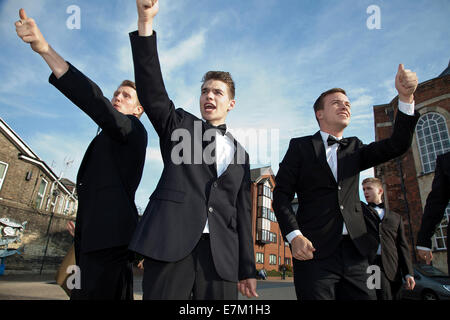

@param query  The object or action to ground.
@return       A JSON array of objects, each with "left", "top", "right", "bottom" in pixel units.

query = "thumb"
[
  {"left": 19, "top": 8, "right": 27, "bottom": 20},
  {"left": 398, "top": 63, "right": 405, "bottom": 73}
]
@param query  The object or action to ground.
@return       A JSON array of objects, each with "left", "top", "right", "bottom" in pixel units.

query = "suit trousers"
[
  {"left": 70, "top": 245, "right": 134, "bottom": 300},
  {"left": 374, "top": 255, "right": 402, "bottom": 300},
  {"left": 293, "top": 236, "right": 377, "bottom": 300},
  {"left": 142, "top": 234, "right": 238, "bottom": 300}
]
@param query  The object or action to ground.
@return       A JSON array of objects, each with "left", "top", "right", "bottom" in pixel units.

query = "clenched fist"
[
  {"left": 137, "top": 0, "right": 159, "bottom": 23},
  {"left": 291, "top": 235, "right": 316, "bottom": 261},
  {"left": 395, "top": 64, "right": 418, "bottom": 104},
  {"left": 15, "top": 8, "right": 49, "bottom": 54}
]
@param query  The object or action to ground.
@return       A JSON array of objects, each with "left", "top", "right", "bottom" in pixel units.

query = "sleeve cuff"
[
  {"left": 416, "top": 246, "right": 432, "bottom": 251},
  {"left": 398, "top": 100, "right": 415, "bottom": 116},
  {"left": 286, "top": 230, "right": 302, "bottom": 243}
]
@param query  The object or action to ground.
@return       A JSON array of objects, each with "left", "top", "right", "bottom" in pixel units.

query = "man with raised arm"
[
  {"left": 15, "top": 9, "right": 147, "bottom": 300},
  {"left": 128, "top": 0, "right": 257, "bottom": 300},
  {"left": 273, "top": 64, "right": 419, "bottom": 300}
]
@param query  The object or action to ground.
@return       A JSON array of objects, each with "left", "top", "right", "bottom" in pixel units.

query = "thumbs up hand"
[
  {"left": 15, "top": 8, "right": 49, "bottom": 54},
  {"left": 395, "top": 64, "right": 418, "bottom": 104}
]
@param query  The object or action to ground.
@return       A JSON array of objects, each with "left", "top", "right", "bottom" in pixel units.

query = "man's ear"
[
  {"left": 316, "top": 110, "right": 323, "bottom": 121},
  {"left": 134, "top": 105, "right": 144, "bottom": 118},
  {"left": 227, "top": 99, "right": 236, "bottom": 112}
]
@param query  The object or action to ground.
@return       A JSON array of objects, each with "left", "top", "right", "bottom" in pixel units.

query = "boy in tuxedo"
[
  {"left": 15, "top": 9, "right": 147, "bottom": 299},
  {"left": 273, "top": 65, "right": 419, "bottom": 300},
  {"left": 362, "top": 177, "right": 415, "bottom": 300},
  {"left": 128, "top": 0, "right": 257, "bottom": 300}
]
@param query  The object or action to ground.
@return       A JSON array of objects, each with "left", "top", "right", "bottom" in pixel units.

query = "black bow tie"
[
  {"left": 327, "top": 136, "right": 348, "bottom": 147},
  {"left": 368, "top": 202, "right": 385, "bottom": 209},
  {"left": 205, "top": 122, "right": 227, "bottom": 135}
]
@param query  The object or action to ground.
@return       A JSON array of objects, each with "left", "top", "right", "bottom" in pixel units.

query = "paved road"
[{"left": 0, "top": 271, "right": 296, "bottom": 300}]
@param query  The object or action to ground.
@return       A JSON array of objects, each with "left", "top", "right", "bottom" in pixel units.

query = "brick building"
[
  {"left": 372, "top": 61, "right": 450, "bottom": 273},
  {"left": 0, "top": 117, "right": 77, "bottom": 274},
  {"left": 250, "top": 166, "right": 293, "bottom": 274}
]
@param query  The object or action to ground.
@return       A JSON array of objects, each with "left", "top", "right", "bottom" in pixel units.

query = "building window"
[
  {"left": 0, "top": 161, "right": 8, "bottom": 191},
  {"left": 416, "top": 112, "right": 450, "bottom": 174},
  {"left": 432, "top": 204, "right": 450, "bottom": 250},
  {"left": 269, "top": 254, "right": 277, "bottom": 265},
  {"left": 35, "top": 178, "right": 48, "bottom": 209},
  {"left": 256, "top": 229, "right": 277, "bottom": 244},
  {"left": 256, "top": 252, "right": 264, "bottom": 264},
  {"left": 285, "top": 258, "right": 291, "bottom": 266}
]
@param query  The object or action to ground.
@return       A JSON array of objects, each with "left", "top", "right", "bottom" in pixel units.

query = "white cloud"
[
  {"left": 160, "top": 30, "right": 206, "bottom": 75},
  {"left": 146, "top": 147, "right": 162, "bottom": 162}
]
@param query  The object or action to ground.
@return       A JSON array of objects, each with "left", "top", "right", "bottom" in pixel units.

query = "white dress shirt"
[
  {"left": 286, "top": 100, "right": 415, "bottom": 244},
  {"left": 202, "top": 131, "right": 235, "bottom": 233}
]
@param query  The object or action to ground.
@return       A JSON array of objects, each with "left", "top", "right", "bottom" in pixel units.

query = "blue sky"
[{"left": 0, "top": 0, "right": 449, "bottom": 210}]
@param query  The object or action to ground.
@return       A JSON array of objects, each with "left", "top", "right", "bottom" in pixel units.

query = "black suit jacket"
[
  {"left": 128, "top": 31, "right": 255, "bottom": 282},
  {"left": 362, "top": 203, "right": 414, "bottom": 281},
  {"left": 273, "top": 110, "right": 419, "bottom": 259},
  {"left": 417, "top": 152, "right": 450, "bottom": 249},
  {"left": 49, "top": 64, "right": 147, "bottom": 257}
]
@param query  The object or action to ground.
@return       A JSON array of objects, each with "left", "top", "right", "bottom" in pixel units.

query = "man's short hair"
[
  {"left": 119, "top": 80, "right": 141, "bottom": 106},
  {"left": 362, "top": 177, "right": 383, "bottom": 189},
  {"left": 201, "top": 71, "right": 235, "bottom": 99},
  {"left": 313, "top": 88, "right": 347, "bottom": 124}
]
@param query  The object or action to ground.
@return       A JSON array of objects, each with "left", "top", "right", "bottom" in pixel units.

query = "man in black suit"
[
  {"left": 128, "top": 0, "right": 257, "bottom": 300},
  {"left": 361, "top": 177, "right": 415, "bottom": 300},
  {"left": 15, "top": 9, "right": 147, "bottom": 300},
  {"left": 273, "top": 64, "right": 419, "bottom": 300},
  {"left": 417, "top": 151, "right": 450, "bottom": 274}
]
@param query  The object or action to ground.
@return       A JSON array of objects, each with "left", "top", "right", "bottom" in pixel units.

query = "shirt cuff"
[
  {"left": 416, "top": 246, "right": 432, "bottom": 251},
  {"left": 286, "top": 230, "right": 302, "bottom": 243},
  {"left": 405, "top": 274, "right": 413, "bottom": 279},
  {"left": 398, "top": 100, "right": 415, "bottom": 116}
]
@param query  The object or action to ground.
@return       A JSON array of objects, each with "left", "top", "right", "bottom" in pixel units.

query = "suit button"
[
  {"left": 208, "top": 207, "right": 213, "bottom": 213},
  {"left": 338, "top": 186, "right": 341, "bottom": 190},
  {"left": 213, "top": 182, "right": 218, "bottom": 188},
  {"left": 340, "top": 205, "right": 344, "bottom": 210}
]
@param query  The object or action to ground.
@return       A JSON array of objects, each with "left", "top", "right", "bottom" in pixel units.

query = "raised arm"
[
  {"left": 131, "top": 0, "right": 183, "bottom": 138},
  {"left": 357, "top": 64, "right": 419, "bottom": 171},
  {"left": 15, "top": 9, "right": 140, "bottom": 142},
  {"left": 15, "top": 8, "right": 68, "bottom": 78}
]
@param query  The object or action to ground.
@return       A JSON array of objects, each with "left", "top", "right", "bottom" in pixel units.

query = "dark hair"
[
  {"left": 201, "top": 71, "right": 235, "bottom": 99},
  {"left": 313, "top": 88, "right": 347, "bottom": 123}
]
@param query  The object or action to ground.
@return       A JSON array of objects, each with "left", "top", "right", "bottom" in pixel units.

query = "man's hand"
[
  {"left": 237, "top": 278, "right": 258, "bottom": 298},
  {"left": 66, "top": 221, "right": 75, "bottom": 238},
  {"left": 417, "top": 249, "right": 433, "bottom": 264},
  {"left": 136, "top": 0, "right": 159, "bottom": 36},
  {"left": 15, "top": 8, "right": 49, "bottom": 54},
  {"left": 291, "top": 235, "right": 316, "bottom": 261},
  {"left": 405, "top": 277, "right": 416, "bottom": 291},
  {"left": 395, "top": 64, "right": 418, "bottom": 104}
]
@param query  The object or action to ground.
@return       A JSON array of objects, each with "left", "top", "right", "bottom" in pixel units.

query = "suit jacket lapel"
[
  {"left": 218, "top": 131, "right": 239, "bottom": 180},
  {"left": 202, "top": 121, "right": 218, "bottom": 177},
  {"left": 311, "top": 131, "right": 336, "bottom": 183}
]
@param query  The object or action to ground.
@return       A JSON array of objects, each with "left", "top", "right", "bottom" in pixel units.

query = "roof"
[
  {"left": 250, "top": 166, "right": 275, "bottom": 182},
  {"left": 438, "top": 59, "right": 450, "bottom": 78},
  {"left": 0, "top": 117, "right": 77, "bottom": 200}
]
